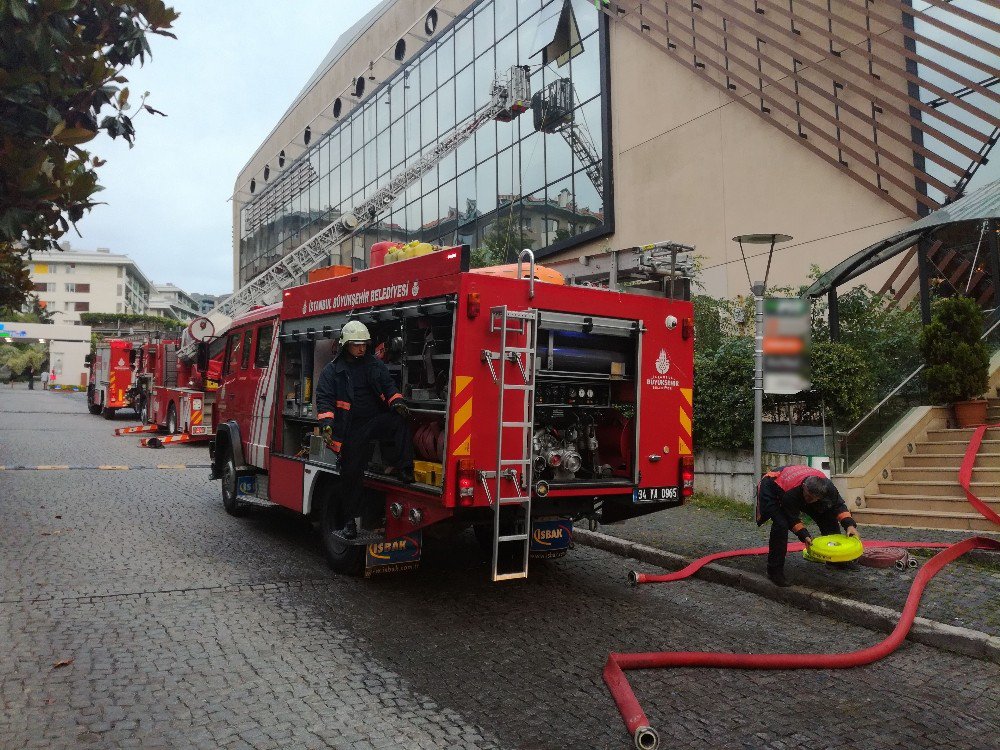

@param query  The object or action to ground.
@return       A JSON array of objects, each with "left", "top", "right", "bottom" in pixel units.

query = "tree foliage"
[
  {"left": 471, "top": 213, "right": 534, "bottom": 268},
  {"left": 693, "top": 337, "right": 755, "bottom": 451},
  {"left": 921, "top": 295, "right": 989, "bottom": 404},
  {"left": 0, "top": 0, "right": 178, "bottom": 307},
  {"left": 0, "top": 341, "right": 46, "bottom": 380}
]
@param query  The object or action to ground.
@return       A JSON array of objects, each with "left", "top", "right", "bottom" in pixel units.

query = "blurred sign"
[{"left": 763, "top": 298, "right": 810, "bottom": 394}]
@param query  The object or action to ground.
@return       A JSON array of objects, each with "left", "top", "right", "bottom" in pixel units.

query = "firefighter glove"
[
  {"left": 393, "top": 401, "right": 411, "bottom": 418},
  {"left": 321, "top": 425, "right": 339, "bottom": 453}
]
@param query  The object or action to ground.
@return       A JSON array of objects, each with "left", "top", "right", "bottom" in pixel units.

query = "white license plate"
[{"left": 633, "top": 486, "right": 678, "bottom": 503}]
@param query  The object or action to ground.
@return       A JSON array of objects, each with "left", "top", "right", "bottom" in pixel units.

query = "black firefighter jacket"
[{"left": 315, "top": 352, "right": 403, "bottom": 452}]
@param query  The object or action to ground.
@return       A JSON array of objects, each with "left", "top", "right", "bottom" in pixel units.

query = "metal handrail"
[
  {"left": 517, "top": 248, "right": 536, "bottom": 299},
  {"left": 840, "top": 311, "right": 1000, "bottom": 439}
]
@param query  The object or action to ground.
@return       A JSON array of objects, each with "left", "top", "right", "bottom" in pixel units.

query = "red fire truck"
[
  {"left": 118, "top": 328, "right": 225, "bottom": 445},
  {"left": 208, "top": 245, "right": 695, "bottom": 581},
  {"left": 85, "top": 339, "right": 136, "bottom": 419}
]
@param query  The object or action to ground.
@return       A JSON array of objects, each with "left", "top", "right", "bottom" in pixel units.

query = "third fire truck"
[{"left": 85, "top": 339, "right": 136, "bottom": 419}]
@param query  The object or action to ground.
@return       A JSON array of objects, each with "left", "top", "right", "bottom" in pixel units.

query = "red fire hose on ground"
[{"left": 605, "top": 425, "right": 1000, "bottom": 750}]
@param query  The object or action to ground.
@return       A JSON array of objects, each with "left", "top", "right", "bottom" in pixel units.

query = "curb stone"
[{"left": 574, "top": 527, "right": 1000, "bottom": 664}]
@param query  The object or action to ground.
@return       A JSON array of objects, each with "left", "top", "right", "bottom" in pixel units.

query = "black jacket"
[
  {"left": 315, "top": 352, "right": 402, "bottom": 452},
  {"left": 756, "top": 467, "right": 856, "bottom": 541}
]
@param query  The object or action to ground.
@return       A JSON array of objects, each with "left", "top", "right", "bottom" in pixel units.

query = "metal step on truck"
[{"left": 207, "top": 244, "right": 695, "bottom": 581}]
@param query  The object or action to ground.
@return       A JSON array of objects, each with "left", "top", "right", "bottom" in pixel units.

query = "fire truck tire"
[
  {"left": 220, "top": 444, "right": 249, "bottom": 517},
  {"left": 102, "top": 406, "right": 117, "bottom": 420},
  {"left": 319, "top": 492, "right": 365, "bottom": 575},
  {"left": 86, "top": 387, "right": 102, "bottom": 415},
  {"left": 166, "top": 403, "right": 178, "bottom": 434}
]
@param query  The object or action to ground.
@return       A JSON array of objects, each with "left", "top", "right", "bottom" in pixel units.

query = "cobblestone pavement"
[
  {"left": 605, "top": 495, "right": 1000, "bottom": 638},
  {"left": 2, "top": 387, "right": 999, "bottom": 750}
]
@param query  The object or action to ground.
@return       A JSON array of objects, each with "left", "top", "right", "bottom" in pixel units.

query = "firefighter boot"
[{"left": 767, "top": 566, "right": 791, "bottom": 587}]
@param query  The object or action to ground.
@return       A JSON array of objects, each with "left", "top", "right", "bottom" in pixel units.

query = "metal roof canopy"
[{"left": 803, "top": 179, "right": 1000, "bottom": 299}]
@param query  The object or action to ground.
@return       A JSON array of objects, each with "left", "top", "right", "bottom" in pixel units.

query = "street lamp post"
[{"left": 732, "top": 233, "right": 793, "bottom": 491}]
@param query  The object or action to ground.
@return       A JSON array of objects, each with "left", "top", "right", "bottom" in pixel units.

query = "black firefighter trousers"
[{"left": 338, "top": 410, "right": 414, "bottom": 521}]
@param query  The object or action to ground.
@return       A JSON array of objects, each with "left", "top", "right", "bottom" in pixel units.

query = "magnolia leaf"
[
  {"left": 52, "top": 658, "right": 74, "bottom": 669},
  {"left": 51, "top": 127, "right": 97, "bottom": 145}
]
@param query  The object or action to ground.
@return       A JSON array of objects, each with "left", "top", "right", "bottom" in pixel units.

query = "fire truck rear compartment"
[{"left": 532, "top": 317, "right": 638, "bottom": 489}]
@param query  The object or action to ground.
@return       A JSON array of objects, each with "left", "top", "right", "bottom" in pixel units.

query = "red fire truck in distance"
[
  {"left": 208, "top": 246, "right": 694, "bottom": 581},
  {"left": 128, "top": 334, "right": 224, "bottom": 444},
  {"left": 85, "top": 339, "right": 136, "bottom": 419}
]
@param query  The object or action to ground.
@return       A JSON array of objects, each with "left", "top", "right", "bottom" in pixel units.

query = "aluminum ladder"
[{"left": 481, "top": 306, "right": 539, "bottom": 581}]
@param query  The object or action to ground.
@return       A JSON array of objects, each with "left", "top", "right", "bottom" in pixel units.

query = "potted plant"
[{"left": 920, "top": 295, "right": 990, "bottom": 427}]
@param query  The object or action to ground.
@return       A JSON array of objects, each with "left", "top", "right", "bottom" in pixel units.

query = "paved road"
[{"left": 2, "top": 386, "right": 998, "bottom": 750}]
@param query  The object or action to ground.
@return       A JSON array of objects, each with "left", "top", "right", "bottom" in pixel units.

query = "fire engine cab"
[{"left": 208, "top": 245, "right": 695, "bottom": 581}]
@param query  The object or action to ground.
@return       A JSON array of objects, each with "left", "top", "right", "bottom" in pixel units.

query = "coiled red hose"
[{"left": 606, "top": 424, "right": 1000, "bottom": 750}]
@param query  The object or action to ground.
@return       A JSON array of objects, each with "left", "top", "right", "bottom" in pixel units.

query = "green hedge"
[{"left": 80, "top": 312, "right": 184, "bottom": 331}]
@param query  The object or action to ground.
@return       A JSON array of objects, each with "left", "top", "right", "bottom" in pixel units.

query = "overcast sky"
[{"left": 73, "top": 1, "right": 382, "bottom": 296}]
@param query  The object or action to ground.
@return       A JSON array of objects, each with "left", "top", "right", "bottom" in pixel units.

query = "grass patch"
[{"left": 690, "top": 492, "right": 754, "bottom": 521}]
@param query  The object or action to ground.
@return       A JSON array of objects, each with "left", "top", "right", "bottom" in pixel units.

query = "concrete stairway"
[{"left": 854, "top": 401, "right": 1000, "bottom": 531}]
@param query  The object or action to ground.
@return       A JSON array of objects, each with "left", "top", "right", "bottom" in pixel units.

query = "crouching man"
[
  {"left": 755, "top": 465, "right": 860, "bottom": 587},
  {"left": 316, "top": 321, "right": 414, "bottom": 539}
]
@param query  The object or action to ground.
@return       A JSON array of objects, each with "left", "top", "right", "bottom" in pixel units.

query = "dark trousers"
[
  {"left": 761, "top": 500, "right": 841, "bottom": 572},
  {"left": 339, "top": 410, "right": 414, "bottom": 520}
]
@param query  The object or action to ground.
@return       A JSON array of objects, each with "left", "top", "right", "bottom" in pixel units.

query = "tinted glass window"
[
  {"left": 225, "top": 332, "right": 241, "bottom": 376},
  {"left": 236, "top": 0, "right": 609, "bottom": 286},
  {"left": 254, "top": 323, "right": 274, "bottom": 368},
  {"left": 240, "top": 330, "right": 253, "bottom": 370}
]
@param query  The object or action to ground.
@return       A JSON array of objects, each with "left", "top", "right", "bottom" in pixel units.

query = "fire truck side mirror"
[
  {"left": 196, "top": 342, "right": 209, "bottom": 373},
  {"left": 83, "top": 354, "right": 93, "bottom": 366}
]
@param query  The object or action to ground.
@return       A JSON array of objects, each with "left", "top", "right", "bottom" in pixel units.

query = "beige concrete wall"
[{"left": 553, "top": 16, "right": 916, "bottom": 299}]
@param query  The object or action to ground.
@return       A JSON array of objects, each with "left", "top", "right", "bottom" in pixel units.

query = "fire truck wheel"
[
  {"left": 220, "top": 444, "right": 249, "bottom": 517},
  {"left": 166, "top": 403, "right": 178, "bottom": 434},
  {"left": 86, "top": 387, "right": 102, "bottom": 415},
  {"left": 319, "top": 493, "right": 365, "bottom": 575},
  {"left": 102, "top": 406, "right": 117, "bottom": 420}
]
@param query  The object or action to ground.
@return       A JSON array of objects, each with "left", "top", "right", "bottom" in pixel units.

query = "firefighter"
[
  {"left": 755, "top": 465, "right": 860, "bottom": 587},
  {"left": 316, "top": 320, "right": 414, "bottom": 539}
]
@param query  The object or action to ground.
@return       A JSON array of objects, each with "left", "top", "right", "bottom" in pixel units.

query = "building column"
[{"left": 827, "top": 288, "right": 840, "bottom": 341}]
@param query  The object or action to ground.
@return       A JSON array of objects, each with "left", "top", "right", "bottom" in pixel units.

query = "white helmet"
[{"left": 340, "top": 320, "right": 371, "bottom": 345}]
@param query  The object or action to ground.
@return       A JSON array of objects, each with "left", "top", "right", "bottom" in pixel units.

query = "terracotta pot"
[{"left": 953, "top": 399, "right": 988, "bottom": 428}]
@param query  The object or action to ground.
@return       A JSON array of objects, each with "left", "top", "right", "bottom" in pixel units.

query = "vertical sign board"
[{"left": 763, "top": 298, "right": 810, "bottom": 394}]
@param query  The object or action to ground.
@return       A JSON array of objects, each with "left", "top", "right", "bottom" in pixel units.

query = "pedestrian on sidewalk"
[
  {"left": 27, "top": 365, "right": 35, "bottom": 390},
  {"left": 40, "top": 369, "right": 50, "bottom": 390},
  {"left": 755, "top": 465, "right": 860, "bottom": 587}
]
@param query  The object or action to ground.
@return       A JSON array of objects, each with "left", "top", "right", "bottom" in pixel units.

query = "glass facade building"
[{"left": 238, "top": 0, "right": 611, "bottom": 287}]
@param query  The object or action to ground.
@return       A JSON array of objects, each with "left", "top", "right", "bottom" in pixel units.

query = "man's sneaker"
[
  {"left": 341, "top": 519, "right": 358, "bottom": 540},
  {"left": 767, "top": 568, "right": 791, "bottom": 587}
]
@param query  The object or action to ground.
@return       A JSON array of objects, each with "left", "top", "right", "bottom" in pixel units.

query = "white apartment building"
[
  {"left": 28, "top": 245, "right": 152, "bottom": 324},
  {"left": 148, "top": 283, "right": 199, "bottom": 322}
]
